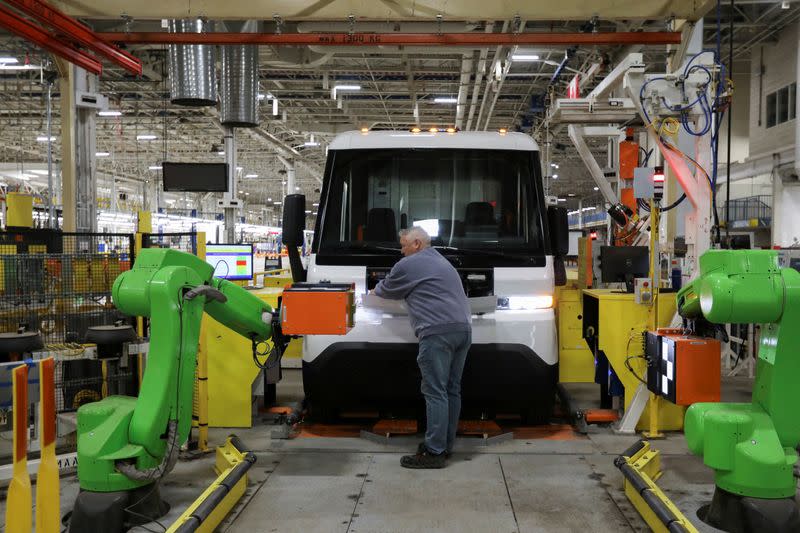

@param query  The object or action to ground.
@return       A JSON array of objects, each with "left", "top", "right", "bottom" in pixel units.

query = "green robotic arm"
[
  {"left": 677, "top": 250, "right": 800, "bottom": 531},
  {"left": 75, "top": 248, "right": 276, "bottom": 494}
]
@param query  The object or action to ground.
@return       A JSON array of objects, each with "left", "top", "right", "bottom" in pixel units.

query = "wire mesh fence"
[
  {"left": 54, "top": 356, "right": 139, "bottom": 413},
  {"left": 141, "top": 232, "right": 199, "bottom": 255},
  {"left": 0, "top": 231, "right": 135, "bottom": 345}
]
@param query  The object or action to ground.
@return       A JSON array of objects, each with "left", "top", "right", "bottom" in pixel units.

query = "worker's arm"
[{"left": 373, "top": 259, "right": 417, "bottom": 300}]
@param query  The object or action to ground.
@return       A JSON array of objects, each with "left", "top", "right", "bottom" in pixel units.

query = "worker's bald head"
[{"left": 398, "top": 226, "right": 431, "bottom": 256}]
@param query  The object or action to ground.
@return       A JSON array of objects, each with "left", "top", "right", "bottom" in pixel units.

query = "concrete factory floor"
[{"left": 4, "top": 371, "right": 783, "bottom": 533}]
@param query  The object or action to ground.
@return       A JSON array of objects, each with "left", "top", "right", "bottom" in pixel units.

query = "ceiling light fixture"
[
  {"left": 434, "top": 97, "right": 458, "bottom": 104},
  {"left": 245, "top": 173, "right": 258, "bottom": 178},
  {"left": 149, "top": 165, "right": 162, "bottom": 171},
  {"left": 137, "top": 134, "right": 157, "bottom": 141},
  {"left": 96, "top": 151, "right": 110, "bottom": 157},
  {"left": 511, "top": 54, "right": 540, "bottom": 61},
  {"left": 0, "top": 64, "right": 40, "bottom": 71},
  {"left": 98, "top": 110, "right": 122, "bottom": 117},
  {"left": 36, "top": 135, "right": 55, "bottom": 142}
]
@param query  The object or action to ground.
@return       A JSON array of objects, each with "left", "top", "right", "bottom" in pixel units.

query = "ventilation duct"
[
  {"left": 168, "top": 19, "right": 217, "bottom": 106},
  {"left": 220, "top": 20, "right": 259, "bottom": 127}
]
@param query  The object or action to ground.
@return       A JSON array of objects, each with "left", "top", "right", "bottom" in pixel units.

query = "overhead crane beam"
[
  {"left": 99, "top": 31, "right": 682, "bottom": 47},
  {"left": 5, "top": 0, "right": 142, "bottom": 75}
]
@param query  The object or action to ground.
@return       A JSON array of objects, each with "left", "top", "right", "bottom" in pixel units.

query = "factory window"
[{"left": 766, "top": 82, "right": 796, "bottom": 128}]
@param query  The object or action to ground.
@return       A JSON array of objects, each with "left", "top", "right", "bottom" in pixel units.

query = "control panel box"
[
  {"left": 645, "top": 328, "right": 721, "bottom": 406},
  {"left": 280, "top": 282, "right": 355, "bottom": 335}
]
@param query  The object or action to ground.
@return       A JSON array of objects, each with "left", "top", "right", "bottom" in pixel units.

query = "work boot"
[
  {"left": 401, "top": 444, "right": 446, "bottom": 469},
  {"left": 418, "top": 441, "right": 451, "bottom": 458}
]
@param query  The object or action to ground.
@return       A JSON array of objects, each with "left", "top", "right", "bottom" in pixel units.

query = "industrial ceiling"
[{"left": 0, "top": 0, "right": 796, "bottom": 223}]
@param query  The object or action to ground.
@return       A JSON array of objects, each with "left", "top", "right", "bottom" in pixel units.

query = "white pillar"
[{"left": 223, "top": 127, "right": 237, "bottom": 243}]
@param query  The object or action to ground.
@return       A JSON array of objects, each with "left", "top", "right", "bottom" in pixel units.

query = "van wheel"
[
  {"left": 520, "top": 404, "right": 551, "bottom": 425},
  {"left": 308, "top": 399, "right": 337, "bottom": 423}
]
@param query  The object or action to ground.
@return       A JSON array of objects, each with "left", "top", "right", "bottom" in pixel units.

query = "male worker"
[{"left": 372, "top": 226, "right": 472, "bottom": 469}]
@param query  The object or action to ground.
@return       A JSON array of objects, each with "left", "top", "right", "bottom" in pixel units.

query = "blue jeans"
[{"left": 417, "top": 330, "right": 471, "bottom": 455}]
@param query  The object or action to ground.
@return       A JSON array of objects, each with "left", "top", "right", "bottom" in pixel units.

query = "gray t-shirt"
[{"left": 374, "top": 247, "right": 471, "bottom": 338}]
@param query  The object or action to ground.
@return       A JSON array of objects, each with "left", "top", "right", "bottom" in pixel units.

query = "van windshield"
[{"left": 317, "top": 148, "right": 546, "bottom": 258}]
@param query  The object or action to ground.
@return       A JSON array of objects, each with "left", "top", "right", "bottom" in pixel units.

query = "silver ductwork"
[
  {"left": 220, "top": 20, "right": 259, "bottom": 128},
  {"left": 168, "top": 19, "right": 217, "bottom": 107}
]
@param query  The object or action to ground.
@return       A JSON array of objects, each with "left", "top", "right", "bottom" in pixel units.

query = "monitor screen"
[
  {"left": 205, "top": 244, "right": 253, "bottom": 280},
  {"left": 162, "top": 162, "right": 228, "bottom": 192},
  {"left": 600, "top": 246, "right": 650, "bottom": 289}
]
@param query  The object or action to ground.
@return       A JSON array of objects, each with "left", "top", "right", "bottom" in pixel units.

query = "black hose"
[{"left": 661, "top": 193, "right": 687, "bottom": 212}]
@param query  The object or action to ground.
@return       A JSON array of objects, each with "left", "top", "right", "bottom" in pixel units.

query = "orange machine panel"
[
  {"left": 619, "top": 139, "right": 639, "bottom": 181},
  {"left": 648, "top": 328, "right": 721, "bottom": 406},
  {"left": 280, "top": 283, "right": 355, "bottom": 335}
]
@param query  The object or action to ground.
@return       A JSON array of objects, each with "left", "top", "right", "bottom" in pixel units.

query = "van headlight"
[{"left": 497, "top": 295, "right": 554, "bottom": 310}]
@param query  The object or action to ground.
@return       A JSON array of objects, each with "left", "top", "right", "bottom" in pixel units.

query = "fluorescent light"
[
  {"left": 552, "top": 174, "right": 558, "bottom": 179},
  {"left": 245, "top": 192, "right": 250, "bottom": 195},
  {"left": 312, "top": 212, "right": 317, "bottom": 215},
  {"left": 334, "top": 84, "right": 361, "bottom": 91},
  {"left": 36, "top": 135, "right": 55, "bottom": 142},
  {"left": 273, "top": 201, "right": 282, "bottom": 205},
  {"left": 551, "top": 163, "right": 559, "bottom": 169},
  {"left": 217, "top": 151, "right": 225, "bottom": 156},
  {"left": 303, "top": 141, "right": 320, "bottom": 147},
  {"left": 434, "top": 97, "right": 458, "bottom": 104},
  {"left": 267, "top": 197, "right": 273, "bottom": 202},
  {"left": 149, "top": 165, "right": 162, "bottom": 170},
  {"left": 236, "top": 166, "right": 243, "bottom": 171},
  {"left": 295, "top": 186, "right": 300, "bottom": 191},
  {"left": 137, "top": 134, "right": 157, "bottom": 141},
  {"left": 568, "top": 193, "right": 576, "bottom": 197},
  {"left": 0, "top": 64, "right": 40, "bottom": 71},
  {"left": 593, "top": 186, "right": 599, "bottom": 191},
  {"left": 312, "top": 202, "right": 319, "bottom": 207},
  {"left": 257, "top": 93, "right": 266, "bottom": 100},
  {"left": 512, "top": 54, "right": 540, "bottom": 61},
  {"left": 96, "top": 151, "right": 110, "bottom": 157},
  {"left": 272, "top": 98, "right": 278, "bottom": 116},
  {"left": 98, "top": 110, "right": 122, "bottom": 117},
  {"left": 245, "top": 173, "right": 258, "bottom": 178},
  {"left": 0, "top": 57, "right": 18, "bottom": 64},
  {"left": 557, "top": 198, "right": 566, "bottom": 202},
  {"left": 305, "top": 210, "right": 312, "bottom": 214}
]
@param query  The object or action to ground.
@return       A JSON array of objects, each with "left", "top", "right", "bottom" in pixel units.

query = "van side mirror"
[
  {"left": 282, "top": 194, "right": 307, "bottom": 282},
  {"left": 547, "top": 206, "right": 569, "bottom": 256},
  {"left": 282, "top": 194, "right": 305, "bottom": 247},
  {"left": 547, "top": 206, "right": 569, "bottom": 286}
]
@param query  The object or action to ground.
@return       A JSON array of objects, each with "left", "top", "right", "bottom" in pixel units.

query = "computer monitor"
[
  {"left": 162, "top": 162, "right": 228, "bottom": 192},
  {"left": 205, "top": 244, "right": 254, "bottom": 281},
  {"left": 600, "top": 246, "right": 650, "bottom": 292}
]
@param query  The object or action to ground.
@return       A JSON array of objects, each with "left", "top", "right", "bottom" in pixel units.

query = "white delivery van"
[{"left": 288, "top": 130, "right": 567, "bottom": 423}]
